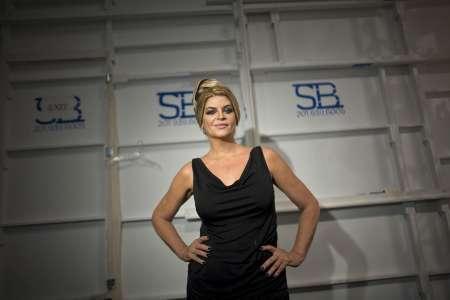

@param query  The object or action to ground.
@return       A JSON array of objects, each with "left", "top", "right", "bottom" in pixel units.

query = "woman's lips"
[{"left": 215, "top": 124, "right": 228, "bottom": 129}]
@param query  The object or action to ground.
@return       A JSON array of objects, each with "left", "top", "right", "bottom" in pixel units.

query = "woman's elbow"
[{"left": 306, "top": 196, "right": 320, "bottom": 216}]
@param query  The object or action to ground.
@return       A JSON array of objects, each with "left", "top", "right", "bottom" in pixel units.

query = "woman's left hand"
[{"left": 260, "top": 245, "right": 305, "bottom": 277}]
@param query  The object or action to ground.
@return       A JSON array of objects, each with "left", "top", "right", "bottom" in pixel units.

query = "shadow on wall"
[{"left": 262, "top": 137, "right": 368, "bottom": 299}]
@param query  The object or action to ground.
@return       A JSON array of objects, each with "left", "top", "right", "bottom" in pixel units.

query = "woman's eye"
[
  {"left": 224, "top": 107, "right": 234, "bottom": 113},
  {"left": 206, "top": 110, "right": 216, "bottom": 115}
]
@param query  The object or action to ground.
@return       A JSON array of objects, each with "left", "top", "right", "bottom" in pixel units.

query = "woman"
[{"left": 152, "top": 79, "right": 320, "bottom": 299}]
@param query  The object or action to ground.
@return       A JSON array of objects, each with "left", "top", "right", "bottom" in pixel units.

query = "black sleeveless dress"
[{"left": 187, "top": 146, "right": 289, "bottom": 299}]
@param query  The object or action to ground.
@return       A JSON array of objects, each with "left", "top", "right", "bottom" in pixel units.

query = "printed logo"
[
  {"left": 293, "top": 82, "right": 345, "bottom": 117},
  {"left": 33, "top": 96, "right": 86, "bottom": 132},
  {"left": 157, "top": 91, "right": 196, "bottom": 127}
]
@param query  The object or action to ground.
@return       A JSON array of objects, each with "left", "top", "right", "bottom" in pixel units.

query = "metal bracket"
[
  {"left": 105, "top": 146, "right": 114, "bottom": 159},
  {"left": 106, "top": 278, "right": 115, "bottom": 291}
]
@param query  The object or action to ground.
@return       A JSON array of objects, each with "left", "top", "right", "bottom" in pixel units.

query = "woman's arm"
[
  {"left": 260, "top": 146, "right": 321, "bottom": 276},
  {"left": 151, "top": 162, "right": 209, "bottom": 264}
]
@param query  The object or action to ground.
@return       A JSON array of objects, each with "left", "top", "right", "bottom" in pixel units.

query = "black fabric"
[{"left": 187, "top": 146, "right": 289, "bottom": 300}]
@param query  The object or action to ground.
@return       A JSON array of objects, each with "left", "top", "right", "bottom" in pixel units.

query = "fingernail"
[
  {"left": 260, "top": 266, "right": 264, "bottom": 271},
  {"left": 260, "top": 246, "right": 264, "bottom": 250}
]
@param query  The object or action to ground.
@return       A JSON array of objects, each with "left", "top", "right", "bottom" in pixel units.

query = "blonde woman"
[{"left": 152, "top": 79, "right": 320, "bottom": 299}]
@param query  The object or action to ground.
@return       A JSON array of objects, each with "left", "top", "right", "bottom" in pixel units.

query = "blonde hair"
[{"left": 193, "top": 78, "right": 241, "bottom": 128}]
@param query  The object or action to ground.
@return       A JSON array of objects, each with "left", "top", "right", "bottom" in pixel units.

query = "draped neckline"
[{"left": 198, "top": 146, "right": 256, "bottom": 188}]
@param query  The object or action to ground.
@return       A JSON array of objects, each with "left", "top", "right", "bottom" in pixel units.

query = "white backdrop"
[{"left": 1, "top": 1, "right": 450, "bottom": 299}]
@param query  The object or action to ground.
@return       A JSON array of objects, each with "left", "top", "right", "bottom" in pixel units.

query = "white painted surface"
[{"left": 1, "top": 1, "right": 449, "bottom": 299}]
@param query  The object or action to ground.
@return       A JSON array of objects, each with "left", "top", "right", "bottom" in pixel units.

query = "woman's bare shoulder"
[
  {"left": 177, "top": 160, "right": 194, "bottom": 183},
  {"left": 166, "top": 160, "right": 194, "bottom": 200},
  {"left": 259, "top": 145, "right": 286, "bottom": 173},
  {"left": 260, "top": 146, "right": 278, "bottom": 173},
  {"left": 259, "top": 145, "right": 278, "bottom": 161}
]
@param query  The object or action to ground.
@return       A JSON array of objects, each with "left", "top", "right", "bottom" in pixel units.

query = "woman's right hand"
[{"left": 182, "top": 235, "right": 210, "bottom": 264}]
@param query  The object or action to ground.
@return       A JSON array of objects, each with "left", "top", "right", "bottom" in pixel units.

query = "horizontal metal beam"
[
  {"left": 184, "top": 190, "right": 450, "bottom": 220},
  {"left": 243, "top": 0, "right": 394, "bottom": 13},
  {"left": 289, "top": 269, "right": 450, "bottom": 292},
  {"left": 115, "top": 38, "right": 235, "bottom": 52},
  {"left": 0, "top": 6, "right": 233, "bottom": 24},
  {"left": 6, "top": 142, "right": 105, "bottom": 153},
  {"left": 207, "top": 0, "right": 394, "bottom": 12},
  {"left": 6, "top": 49, "right": 107, "bottom": 63},
  {"left": 261, "top": 125, "right": 389, "bottom": 140},
  {"left": 1, "top": 215, "right": 105, "bottom": 228},
  {"left": 3, "top": 191, "right": 448, "bottom": 227},
  {"left": 9, "top": 72, "right": 105, "bottom": 84},
  {"left": 425, "top": 90, "right": 450, "bottom": 99},
  {"left": 251, "top": 55, "right": 450, "bottom": 73},
  {"left": 114, "top": 65, "right": 238, "bottom": 84},
  {"left": 7, "top": 57, "right": 449, "bottom": 84},
  {"left": 441, "top": 156, "right": 450, "bottom": 165}
]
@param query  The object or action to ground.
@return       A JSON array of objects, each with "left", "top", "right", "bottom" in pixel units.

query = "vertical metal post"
[
  {"left": 104, "top": 14, "right": 123, "bottom": 300},
  {"left": 393, "top": 1, "right": 409, "bottom": 55},
  {"left": 270, "top": 11, "right": 283, "bottom": 63},
  {"left": 439, "top": 200, "right": 450, "bottom": 257},
  {"left": 409, "top": 65, "right": 442, "bottom": 190},
  {"left": 378, "top": 67, "right": 408, "bottom": 192},
  {"left": 233, "top": 0, "right": 259, "bottom": 146},
  {"left": 0, "top": 24, "right": 12, "bottom": 231},
  {"left": 394, "top": 1, "right": 442, "bottom": 190},
  {"left": 404, "top": 204, "right": 433, "bottom": 300}
]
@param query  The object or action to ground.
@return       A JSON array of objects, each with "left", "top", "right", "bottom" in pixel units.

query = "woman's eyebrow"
[{"left": 206, "top": 104, "right": 232, "bottom": 109}]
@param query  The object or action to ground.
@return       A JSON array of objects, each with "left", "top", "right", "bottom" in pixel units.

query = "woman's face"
[{"left": 201, "top": 95, "right": 237, "bottom": 138}]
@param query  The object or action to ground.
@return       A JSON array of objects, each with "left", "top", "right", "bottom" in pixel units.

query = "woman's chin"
[{"left": 208, "top": 130, "right": 235, "bottom": 139}]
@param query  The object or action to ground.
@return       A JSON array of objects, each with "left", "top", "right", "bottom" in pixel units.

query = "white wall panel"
[
  {"left": 7, "top": 80, "right": 106, "bottom": 149},
  {"left": 5, "top": 222, "right": 105, "bottom": 299},
  {"left": 113, "top": 15, "right": 234, "bottom": 47},
  {"left": 416, "top": 204, "right": 450, "bottom": 273},
  {"left": 115, "top": 77, "right": 244, "bottom": 146},
  {"left": 278, "top": 9, "right": 401, "bottom": 62},
  {"left": 122, "top": 220, "right": 197, "bottom": 298},
  {"left": 115, "top": 46, "right": 236, "bottom": 76},
  {"left": 5, "top": 148, "right": 105, "bottom": 223},
  {"left": 290, "top": 280, "right": 419, "bottom": 300},
  {"left": 254, "top": 69, "right": 387, "bottom": 136},
  {"left": 385, "top": 67, "right": 421, "bottom": 126},
  {"left": 400, "top": 131, "right": 435, "bottom": 191},
  {"left": 280, "top": 207, "right": 416, "bottom": 286},
  {"left": 264, "top": 133, "right": 398, "bottom": 199},
  {"left": 9, "top": 60, "right": 105, "bottom": 82},
  {"left": 419, "top": 63, "right": 450, "bottom": 94},
  {"left": 9, "top": 21, "right": 105, "bottom": 54},
  {"left": 2, "top": 1, "right": 450, "bottom": 300},
  {"left": 119, "top": 142, "right": 209, "bottom": 220},
  {"left": 247, "top": 14, "right": 277, "bottom": 65},
  {"left": 431, "top": 277, "right": 450, "bottom": 300},
  {"left": 428, "top": 95, "right": 450, "bottom": 159},
  {"left": 404, "top": 5, "right": 450, "bottom": 56}
]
